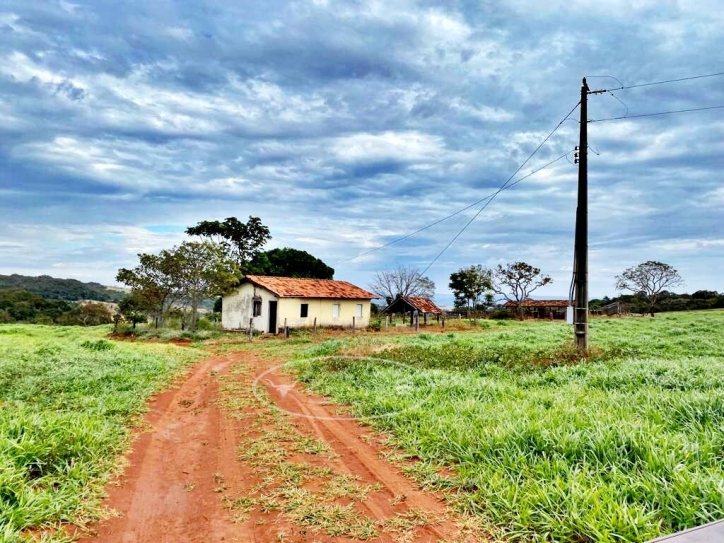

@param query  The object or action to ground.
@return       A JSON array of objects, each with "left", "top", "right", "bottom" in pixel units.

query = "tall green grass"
[
  {"left": 292, "top": 311, "right": 724, "bottom": 542},
  {"left": 0, "top": 325, "right": 200, "bottom": 542}
]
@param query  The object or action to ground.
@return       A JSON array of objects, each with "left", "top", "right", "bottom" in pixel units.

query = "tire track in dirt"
[
  {"left": 84, "top": 353, "right": 252, "bottom": 543},
  {"left": 84, "top": 350, "right": 483, "bottom": 543}
]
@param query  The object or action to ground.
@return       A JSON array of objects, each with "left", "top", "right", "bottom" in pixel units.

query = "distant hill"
[{"left": 0, "top": 274, "right": 126, "bottom": 303}]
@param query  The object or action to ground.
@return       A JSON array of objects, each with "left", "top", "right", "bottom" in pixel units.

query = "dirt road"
[{"left": 84, "top": 351, "right": 481, "bottom": 542}]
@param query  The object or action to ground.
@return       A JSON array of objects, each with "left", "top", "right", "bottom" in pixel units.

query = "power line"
[
  {"left": 415, "top": 100, "right": 581, "bottom": 276},
  {"left": 418, "top": 150, "right": 573, "bottom": 277},
  {"left": 336, "top": 101, "right": 581, "bottom": 267},
  {"left": 590, "top": 104, "right": 724, "bottom": 123},
  {"left": 595, "top": 70, "right": 724, "bottom": 92}
]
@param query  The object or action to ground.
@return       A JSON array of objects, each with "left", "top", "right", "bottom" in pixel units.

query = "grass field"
[
  {"left": 282, "top": 311, "right": 724, "bottom": 542},
  {"left": 0, "top": 325, "right": 201, "bottom": 543}
]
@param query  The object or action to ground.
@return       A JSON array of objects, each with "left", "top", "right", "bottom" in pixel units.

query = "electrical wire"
[
  {"left": 418, "top": 149, "right": 573, "bottom": 277},
  {"left": 595, "top": 70, "right": 724, "bottom": 92},
  {"left": 335, "top": 102, "right": 581, "bottom": 266},
  {"left": 589, "top": 104, "right": 724, "bottom": 123}
]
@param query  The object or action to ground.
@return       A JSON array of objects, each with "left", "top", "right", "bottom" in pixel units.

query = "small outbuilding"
[
  {"left": 222, "top": 275, "right": 377, "bottom": 333},
  {"left": 381, "top": 295, "right": 442, "bottom": 324},
  {"left": 503, "top": 299, "right": 569, "bottom": 319}
]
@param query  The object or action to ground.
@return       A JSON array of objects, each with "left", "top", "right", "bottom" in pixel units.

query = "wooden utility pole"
[{"left": 574, "top": 78, "right": 590, "bottom": 351}]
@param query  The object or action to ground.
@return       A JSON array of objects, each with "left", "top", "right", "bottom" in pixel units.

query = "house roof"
[
  {"left": 243, "top": 275, "right": 377, "bottom": 299},
  {"left": 382, "top": 296, "right": 442, "bottom": 314},
  {"left": 503, "top": 299, "right": 569, "bottom": 308}
]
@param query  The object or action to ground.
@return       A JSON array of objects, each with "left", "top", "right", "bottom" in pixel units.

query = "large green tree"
[
  {"left": 249, "top": 247, "right": 334, "bottom": 279},
  {"left": 186, "top": 216, "right": 271, "bottom": 272},
  {"left": 173, "top": 241, "right": 238, "bottom": 331},
  {"left": 449, "top": 265, "right": 493, "bottom": 312},
  {"left": 116, "top": 251, "right": 183, "bottom": 328},
  {"left": 493, "top": 261, "right": 552, "bottom": 318},
  {"left": 615, "top": 261, "right": 683, "bottom": 317}
]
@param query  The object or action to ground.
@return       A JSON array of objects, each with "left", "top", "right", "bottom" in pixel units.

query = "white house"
[{"left": 221, "top": 275, "right": 377, "bottom": 333}]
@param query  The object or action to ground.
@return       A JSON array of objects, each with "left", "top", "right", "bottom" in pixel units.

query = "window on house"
[
  {"left": 332, "top": 303, "right": 340, "bottom": 318},
  {"left": 252, "top": 296, "right": 262, "bottom": 317},
  {"left": 300, "top": 303, "right": 309, "bottom": 318},
  {"left": 356, "top": 304, "right": 363, "bottom": 318}
]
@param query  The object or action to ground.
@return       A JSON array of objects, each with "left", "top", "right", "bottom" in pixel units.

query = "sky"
[{"left": 1, "top": 0, "right": 723, "bottom": 306}]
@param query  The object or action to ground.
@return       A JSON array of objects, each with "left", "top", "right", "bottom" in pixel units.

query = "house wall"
[
  {"left": 221, "top": 283, "right": 278, "bottom": 332},
  {"left": 277, "top": 298, "right": 371, "bottom": 329}
]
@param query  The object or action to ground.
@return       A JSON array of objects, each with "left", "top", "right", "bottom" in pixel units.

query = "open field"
[
  {"left": 0, "top": 325, "right": 201, "bottom": 542},
  {"left": 273, "top": 311, "right": 724, "bottom": 542},
  {"left": 3, "top": 311, "right": 724, "bottom": 542}
]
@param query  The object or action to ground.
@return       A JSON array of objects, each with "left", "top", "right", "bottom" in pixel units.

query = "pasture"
[
  {"left": 285, "top": 311, "right": 724, "bottom": 542},
  {"left": 0, "top": 325, "right": 200, "bottom": 542}
]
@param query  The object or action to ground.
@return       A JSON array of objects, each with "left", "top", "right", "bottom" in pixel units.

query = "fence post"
[
  {"left": 442, "top": 316, "right": 445, "bottom": 329},
  {"left": 424, "top": 313, "right": 427, "bottom": 326},
  {"left": 415, "top": 315, "right": 419, "bottom": 331},
  {"left": 313, "top": 317, "right": 317, "bottom": 335},
  {"left": 284, "top": 318, "right": 288, "bottom": 338},
  {"left": 352, "top": 316, "right": 356, "bottom": 330},
  {"left": 249, "top": 318, "right": 253, "bottom": 342}
]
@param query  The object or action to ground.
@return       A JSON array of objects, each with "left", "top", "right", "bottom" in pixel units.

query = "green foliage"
[
  {"left": 0, "top": 325, "right": 200, "bottom": 541},
  {"left": 591, "top": 290, "right": 724, "bottom": 315},
  {"left": 0, "top": 274, "right": 125, "bottom": 302},
  {"left": 449, "top": 265, "right": 493, "bottom": 310},
  {"left": 292, "top": 311, "right": 724, "bottom": 542},
  {"left": 615, "top": 261, "right": 684, "bottom": 316},
  {"left": 186, "top": 216, "right": 271, "bottom": 271},
  {"left": 248, "top": 247, "right": 334, "bottom": 279},
  {"left": 492, "top": 261, "right": 552, "bottom": 314}
]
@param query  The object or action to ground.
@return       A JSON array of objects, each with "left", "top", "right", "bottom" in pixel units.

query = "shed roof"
[
  {"left": 243, "top": 275, "right": 376, "bottom": 300},
  {"left": 503, "top": 299, "right": 569, "bottom": 308},
  {"left": 382, "top": 296, "right": 442, "bottom": 314}
]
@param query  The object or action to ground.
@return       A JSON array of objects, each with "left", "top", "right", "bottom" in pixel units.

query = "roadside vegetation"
[
  {"left": 0, "top": 324, "right": 200, "bottom": 542},
  {"left": 284, "top": 311, "right": 724, "bottom": 542}
]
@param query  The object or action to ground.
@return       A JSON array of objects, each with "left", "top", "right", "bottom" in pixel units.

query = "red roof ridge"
[{"left": 242, "top": 275, "right": 376, "bottom": 299}]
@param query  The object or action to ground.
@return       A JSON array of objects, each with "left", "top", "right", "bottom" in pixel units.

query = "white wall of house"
[
  {"left": 222, "top": 285, "right": 371, "bottom": 332},
  {"left": 277, "top": 298, "right": 371, "bottom": 328},
  {"left": 221, "top": 283, "right": 278, "bottom": 333}
]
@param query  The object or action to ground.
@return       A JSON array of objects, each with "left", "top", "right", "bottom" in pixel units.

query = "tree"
[
  {"left": 186, "top": 216, "right": 271, "bottom": 272},
  {"left": 493, "top": 261, "right": 552, "bottom": 318},
  {"left": 116, "top": 250, "right": 183, "bottom": 328},
  {"left": 248, "top": 247, "right": 334, "bottom": 279},
  {"left": 370, "top": 266, "right": 435, "bottom": 305},
  {"left": 117, "top": 293, "right": 148, "bottom": 330},
  {"left": 615, "top": 261, "right": 683, "bottom": 316},
  {"left": 449, "top": 265, "right": 493, "bottom": 312},
  {"left": 172, "top": 241, "right": 238, "bottom": 331}
]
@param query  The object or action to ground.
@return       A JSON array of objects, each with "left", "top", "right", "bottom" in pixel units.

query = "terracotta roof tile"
[
  {"left": 244, "top": 275, "right": 377, "bottom": 299},
  {"left": 503, "top": 299, "right": 570, "bottom": 308},
  {"left": 404, "top": 296, "right": 443, "bottom": 314}
]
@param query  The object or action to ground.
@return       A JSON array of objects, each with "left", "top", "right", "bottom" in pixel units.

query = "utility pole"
[{"left": 573, "top": 78, "right": 590, "bottom": 352}]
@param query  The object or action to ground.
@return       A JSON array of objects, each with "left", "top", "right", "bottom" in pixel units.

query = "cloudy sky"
[{"left": 1, "top": 0, "right": 722, "bottom": 304}]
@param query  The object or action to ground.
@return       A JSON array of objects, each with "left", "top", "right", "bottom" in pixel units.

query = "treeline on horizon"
[
  {"left": 0, "top": 289, "right": 115, "bottom": 325},
  {"left": 0, "top": 273, "right": 126, "bottom": 302},
  {"left": 590, "top": 290, "right": 724, "bottom": 314}
]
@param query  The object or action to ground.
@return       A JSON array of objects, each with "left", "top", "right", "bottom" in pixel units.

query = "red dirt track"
[{"left": 83, "top": 351, "right": 479, "bottom": 543}]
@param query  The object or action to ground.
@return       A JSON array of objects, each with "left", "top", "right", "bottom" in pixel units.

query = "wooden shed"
[
  {"left": 503, "top": 299, "right": 569, "bottom": 319},
  {"left": 381, "top": 296, "right": 442, "bottom": 325}
]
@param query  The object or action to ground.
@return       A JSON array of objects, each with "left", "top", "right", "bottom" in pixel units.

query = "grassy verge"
[
  {"left": 285, "top": 311, "right": 724, "bottom": 542},
  {"left": 0, "top": 324, "right": 202, "bottom": 542}
]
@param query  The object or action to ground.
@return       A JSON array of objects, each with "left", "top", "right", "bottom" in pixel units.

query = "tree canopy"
[
  {"left": 493, "top": 261, "right": 552, "bottom": 316},
  {"left": 249, "top": 247, "right": 334, "bottom": 279},
  {"left": 370, "top": 266, "right": 435, "bottom": 305},
  {"left": 615, "top": 261, "right": 684, "bottom": 316},
  {"left": 186, "top": 216, "right": 271, "bottom": 272},
  {"left": 449, "top": 265, "right": 493, "bottom": 311}
]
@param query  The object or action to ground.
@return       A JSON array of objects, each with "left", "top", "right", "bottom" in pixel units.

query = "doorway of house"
[{"left": 268, "top": 301, "right": 278, "bottom": 334}]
